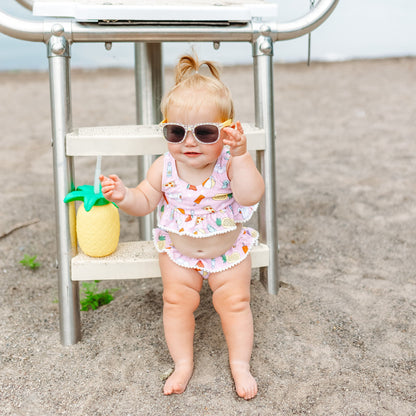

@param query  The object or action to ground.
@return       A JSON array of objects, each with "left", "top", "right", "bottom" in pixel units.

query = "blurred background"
[{"left": 1, "top": 0, "right": 416, "bottom": 70}]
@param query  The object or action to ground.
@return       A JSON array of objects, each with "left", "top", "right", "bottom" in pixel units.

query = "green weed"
[
  {"left": 80, "top": 280, "right": 118, "bottom": 311},
  {"left": 20, "top": 254, "right": 41, "bottom": 270}
]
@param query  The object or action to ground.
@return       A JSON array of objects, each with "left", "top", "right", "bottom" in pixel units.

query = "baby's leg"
[
  {"left": 159, "top": 253, "right": 203, "bottom": 395},
  {"left": 208, "top": 256, "right": 257, "bottom": 400}
]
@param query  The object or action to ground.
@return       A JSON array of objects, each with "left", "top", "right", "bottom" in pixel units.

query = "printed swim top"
[{"left": 156, "top": 146, "right": 258, "bottom": 238}]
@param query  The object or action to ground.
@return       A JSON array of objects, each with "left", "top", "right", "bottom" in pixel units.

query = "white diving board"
[{"left": 32, "top": 0, "right": 278, "bottom": 23}]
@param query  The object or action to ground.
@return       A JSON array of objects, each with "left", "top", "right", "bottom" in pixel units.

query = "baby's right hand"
[{"left": 99, "top": 174, "right": 127, "bottom": 203}]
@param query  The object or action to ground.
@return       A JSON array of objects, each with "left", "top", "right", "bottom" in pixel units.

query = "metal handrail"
[
  {"left": 0, "top": 10, "right": 44, "bottom": 41},
  {"left": 276, "top": 0, "right": 339, "bottom": 41},
  {"left": 15, "top": 0, "right": 34, "bottom": 11},
  {"left": 0, "top": 0, "right": 339, "bottom": 43}
]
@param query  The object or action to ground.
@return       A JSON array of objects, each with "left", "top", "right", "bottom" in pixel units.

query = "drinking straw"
[{"left": 94, "top": 156, "right": 102, "bottom": 194}]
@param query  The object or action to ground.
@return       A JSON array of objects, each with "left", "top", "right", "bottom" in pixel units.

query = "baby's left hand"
[{"left": 222, "top": 121, "right": 247, "bottom": 157}]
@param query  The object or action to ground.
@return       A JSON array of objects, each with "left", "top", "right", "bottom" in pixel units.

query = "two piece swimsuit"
[{"left": 153, "top": 146, "right": 259, "bottom": 278}]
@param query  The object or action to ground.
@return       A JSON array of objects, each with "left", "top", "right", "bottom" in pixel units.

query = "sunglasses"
[{"left": 160, "top": 119, "right": 232, "bottom": 144}]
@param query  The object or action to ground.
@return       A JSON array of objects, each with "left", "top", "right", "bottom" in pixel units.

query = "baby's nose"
[{"left": 184, "top": 130, "right": 197, "bottom": 145}]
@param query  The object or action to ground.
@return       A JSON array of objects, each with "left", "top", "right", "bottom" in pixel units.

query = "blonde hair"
[{"left": 161, "top": 53, "right": 234, "bottom": 122}]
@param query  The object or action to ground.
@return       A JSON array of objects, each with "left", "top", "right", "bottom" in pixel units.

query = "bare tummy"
[{"left": 169, "top": 224, "right": 242, "bottom": 258}]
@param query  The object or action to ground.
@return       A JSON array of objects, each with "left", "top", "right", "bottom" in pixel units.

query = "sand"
[{"left": 0, "top": 58, "right": 415, "bottom": 415}]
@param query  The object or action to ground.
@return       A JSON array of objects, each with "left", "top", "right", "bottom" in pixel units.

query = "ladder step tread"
[
  {"left": 71, "top": 240, "right": 269, "bottom": 281},
  {"left": 66, "top": 123, "right": 266, "bottom": 156}
]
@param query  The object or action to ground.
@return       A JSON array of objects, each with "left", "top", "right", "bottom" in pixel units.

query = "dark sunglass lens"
[
  {"left": 194, "top": 125, "right": 219, "bottom": 143},
  {"left": 163, "top": 125, "right": 185, "bottom": 142}
]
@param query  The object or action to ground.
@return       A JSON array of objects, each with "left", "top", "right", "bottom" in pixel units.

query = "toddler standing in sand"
[{"left": 100, "top": 54, "right": 264, "bottom": 400}]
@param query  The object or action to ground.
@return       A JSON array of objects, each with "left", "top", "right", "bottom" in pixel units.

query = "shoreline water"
[{"left": 0, "top": 55, "right": 415, "bottom": 74}]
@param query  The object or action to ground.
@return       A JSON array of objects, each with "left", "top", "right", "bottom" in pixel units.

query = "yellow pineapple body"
[{"left": 76, "top": 203, "right": 120, "bottom": 257}]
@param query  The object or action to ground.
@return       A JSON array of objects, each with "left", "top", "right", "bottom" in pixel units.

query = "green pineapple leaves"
[{"left": 64, "top": 185, "right": 116, "bottom": 212}]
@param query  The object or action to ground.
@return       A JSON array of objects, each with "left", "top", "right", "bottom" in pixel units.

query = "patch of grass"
[
  {"left": 80, "top": 280, "right": 118, "bottom": 311},
  {"left": 20, "top": 254, "right": 41, "bottom": 270}
]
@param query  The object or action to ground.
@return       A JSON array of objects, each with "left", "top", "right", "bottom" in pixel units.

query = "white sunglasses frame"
[{"left": 160, "top": 119, "right": 232, "bottom": 144}]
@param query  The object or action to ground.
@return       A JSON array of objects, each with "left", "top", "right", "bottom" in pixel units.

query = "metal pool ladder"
[{"left": 0, "top": 0, "right": 339, "bottom": 345}]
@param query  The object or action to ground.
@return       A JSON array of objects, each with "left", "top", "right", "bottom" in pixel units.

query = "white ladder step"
[
  {"left": 71, "top": 240, "right": 269, "bottom": 281},
  {"left": 66, "top": 123, "right": 266, "bottom": 156}
]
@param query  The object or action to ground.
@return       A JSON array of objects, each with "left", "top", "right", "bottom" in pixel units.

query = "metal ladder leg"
[
  {"left": 253, "top": 36, "right": 279, "bottom": 295},
  {"left": 134, "top": 43, "right": 163, "bottom": 240},
  {"left": 48, "top": 30, "right": 81, "bottom": 344}
]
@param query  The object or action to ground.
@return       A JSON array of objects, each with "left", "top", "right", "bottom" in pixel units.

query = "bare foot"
[
  {"left": 230, "top": 361, "right": 258, "bottom": 400},
  {"left": 163, "top": 362, "right": 194, "bottom": 395}
]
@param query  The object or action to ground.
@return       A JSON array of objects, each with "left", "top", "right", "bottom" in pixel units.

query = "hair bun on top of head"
[
  {"left": 175, "top": 54, "right": 221, "bottom": 84},
  {"left": 161, "top": 52, "right": 234, "bottom": 122}
]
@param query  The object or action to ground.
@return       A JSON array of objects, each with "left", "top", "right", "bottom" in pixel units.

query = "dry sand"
[{"left": 0, "top": 58, "right": 415, "bottom": 415}]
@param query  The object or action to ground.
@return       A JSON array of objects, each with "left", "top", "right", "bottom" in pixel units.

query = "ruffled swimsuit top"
[{"left": 156, "top": 146, "right": 258, "bottom": 238}]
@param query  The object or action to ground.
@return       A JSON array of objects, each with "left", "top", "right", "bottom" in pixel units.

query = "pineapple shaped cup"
[{"left": 64, "top": 184, "right": 120, "bottom": 257}]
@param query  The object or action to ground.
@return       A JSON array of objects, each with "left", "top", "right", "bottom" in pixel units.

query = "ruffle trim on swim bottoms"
[
  {"left": 153, "top": 227, "right": 259, "bottom": 274},
  {"left": 157, "top": 202, "right": 258, "bottom": 238}
]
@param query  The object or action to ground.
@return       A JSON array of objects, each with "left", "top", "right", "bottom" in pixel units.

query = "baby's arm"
[
  {"left": 223, "top": 122, "right": 265, "bottom": 206},
  {"left": 100, "top": 155, "right": 164, "bottom": 217}
]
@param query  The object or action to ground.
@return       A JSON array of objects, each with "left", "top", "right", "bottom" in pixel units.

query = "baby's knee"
[
  {"left": 163, "top": 286, "right": 200, "bottom": 312},
  {"left": 213, "top": 292, "right": 250, "bottom": 315}
]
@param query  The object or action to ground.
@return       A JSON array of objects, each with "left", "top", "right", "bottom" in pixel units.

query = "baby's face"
[{"left": 165, "top": 100, "right": 224, "bottom": 171}]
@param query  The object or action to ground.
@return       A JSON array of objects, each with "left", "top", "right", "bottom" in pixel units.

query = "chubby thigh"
[{"left": 168, "top": 224, "right": 242, "bottom": 259}]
